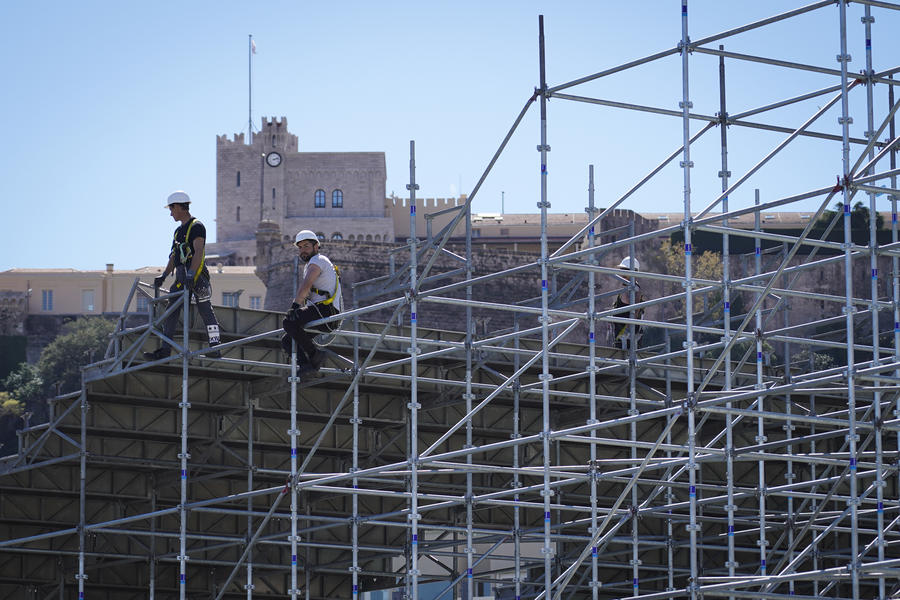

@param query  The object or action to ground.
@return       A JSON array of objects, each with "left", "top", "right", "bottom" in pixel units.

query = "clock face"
[{"left": 266, "top": 152, "right": 282, "bottom": 167}]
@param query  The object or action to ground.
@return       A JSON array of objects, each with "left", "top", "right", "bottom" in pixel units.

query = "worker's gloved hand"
[
  {"left": 185, "top": 270, "right": 196, "bottom": 288},
  {"left": 153, "top": 275, "right": 166, "bottom": 288},
  {"left": 287, "top": 302, "right": 301, "bottom": 321}
]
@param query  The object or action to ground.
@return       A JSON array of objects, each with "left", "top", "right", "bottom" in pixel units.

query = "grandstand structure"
[{"left": 2, "top": 2, "right": 900, "bottom": 599}]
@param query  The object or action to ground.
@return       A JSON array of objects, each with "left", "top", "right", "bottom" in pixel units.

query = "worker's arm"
[
  {"left": 294, "top": 263, "right": 322, "bottom": 305},
  {"left": 154, "top": 255, "right": 175, "bottom": 288},
  {"left": 163, "top": 255, "right": 174, "bottom": 277}
]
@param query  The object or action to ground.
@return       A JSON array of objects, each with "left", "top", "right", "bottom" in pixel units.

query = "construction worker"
[
  {"left": 143, "top": 191, "right": 221, "bottom": 360},
  {"left": 281, "top": 230, "right": 342, "bottom": 375},
  {"left": 612, "top": 256, "right": 644, "bottom": 350}
]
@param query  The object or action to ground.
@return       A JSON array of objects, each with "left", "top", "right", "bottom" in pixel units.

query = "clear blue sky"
[{"left": 2, "top": 1, "right": 898, "bottom": 271}]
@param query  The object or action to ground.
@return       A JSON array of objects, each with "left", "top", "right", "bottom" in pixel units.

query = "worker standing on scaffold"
[
  {"left": 612, "top": 256, "right": 644, "bottom": 351},
  {"left": 144, "top": 191, "right": 221, "bottom": 360},
  {"left": 281, "top": 229, "right": 342, "bottom": 376}
]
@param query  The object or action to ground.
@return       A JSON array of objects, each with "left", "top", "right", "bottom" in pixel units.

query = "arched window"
[
  {"left": 374, "top": 234, "right": 381, "bottom": 242},
  {"left": 316, "top": 232, "right": 325, "bottom": 241},
  {"left": 331, "top": 232, "right": 343, "bottom": 240},
  {"left": 332, "top": 189, "right": 343, "bottom": 208},
  {"left": 314, "top": 189, "right": 325, "bottom": 208},
  {"left": 365, "top": 234, "right": 373, "bottom": 241}
]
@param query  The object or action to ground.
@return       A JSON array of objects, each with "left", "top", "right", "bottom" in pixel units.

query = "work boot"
[
  {"left": 143, "top": 347, "right": 171, "bottom": 361},
  {"left": 205, "top": 342, "right": 221, "bottom": 359},
  {"left": 296, "top": 350, "right": 325, "bottom": 379}
]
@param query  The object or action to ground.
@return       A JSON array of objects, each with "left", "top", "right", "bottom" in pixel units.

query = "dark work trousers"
[
  {"left": 161, "top": 267, "right": 220, "bottom": 349},
  {"left": 281, "top": 302, "right": 339, "bottom": 363}
]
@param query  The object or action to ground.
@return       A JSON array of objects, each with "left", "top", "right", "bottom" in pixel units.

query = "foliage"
[
  {"left": 813, "top": 201, "right": 884, "bottom": 241},
  {"left": 0, "top": 391, "right": 24, "bottom": 417},
  {"left": 2, "top": 362, "right": 43, "bottom": 405},
  {"left": 790, "top": 348, "right": 836, "bottom": 373},
  {"left": 37, "top": 317, "right": 114, "bottom": 395},
  {"left": 660, "top": 239, "right": 725, "bottom": 320}
]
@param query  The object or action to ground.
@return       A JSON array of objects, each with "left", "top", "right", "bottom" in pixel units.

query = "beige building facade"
[{"left": 0, "top": 264, "right": 267, "bottom": 317}]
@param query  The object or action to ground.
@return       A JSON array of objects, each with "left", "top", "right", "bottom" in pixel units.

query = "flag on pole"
[{"left": 251, "top": 39, "right": 256, "bottom": 54}]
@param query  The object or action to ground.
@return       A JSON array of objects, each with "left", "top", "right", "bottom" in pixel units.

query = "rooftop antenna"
[
  {"left": 502, "top": 191, "right": 505, "bottom": 215},
  {"left": 248, "top": 34, "right": 256, "bottom": 144}
]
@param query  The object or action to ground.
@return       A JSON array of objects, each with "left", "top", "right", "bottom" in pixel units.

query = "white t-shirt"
[{"left": 305, "top": 253, "right": 342, "bottom": 311}]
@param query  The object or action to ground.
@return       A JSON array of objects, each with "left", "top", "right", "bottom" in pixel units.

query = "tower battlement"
[
  {"left": 261, "top": 116, "right": 288, "bottom": 130},
  {"left": 391, "top": 195, "right": 467, "bottom": 209},
  {"left": 217, "top": 132, "right": 246, "bottom": 145},
  {"left": 217, "top": 116, "right": 297, "bottom": 150}
]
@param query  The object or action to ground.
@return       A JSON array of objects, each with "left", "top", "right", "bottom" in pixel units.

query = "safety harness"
[
  {"left": 311, "top": 264, "right": 341, "bottom": 307},
  {"left": 173, "top": 218, "right": 205, "bottom": 285}
]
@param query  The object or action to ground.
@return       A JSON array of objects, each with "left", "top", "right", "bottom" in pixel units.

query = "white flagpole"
[{"left": 248, "top": 34, "right": 254, "bottom": 145}]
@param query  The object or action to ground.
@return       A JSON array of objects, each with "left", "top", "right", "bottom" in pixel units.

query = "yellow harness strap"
[{"left": 312, "top": 264, "right": 340, "bottom": 307}]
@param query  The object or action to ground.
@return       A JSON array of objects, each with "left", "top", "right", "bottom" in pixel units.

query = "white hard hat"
[
  {"left": 618, "top": 256, "right": 640, "bottom": 271},
  {"left": 165, "top": 191, "right": 191, "bottom": 208},
  {"left": 295, "top": 229, "right": 319, "bottom": 245}
]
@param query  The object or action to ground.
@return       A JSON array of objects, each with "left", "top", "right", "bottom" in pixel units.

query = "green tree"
[
  {"left": 0, "top": 391, "right": 24, "bottom": 417},
  {"left": 813, "top": 201, "right": 883, "bottom": 243},
  {"left": 2, "top": 362, "right": 43, "bottom": 405},
  {"left": 38, "top": 318, "right": 114, "bottom": 395},
  {"left": 660, "top": 239, "right": 725, "bottom": 320}
]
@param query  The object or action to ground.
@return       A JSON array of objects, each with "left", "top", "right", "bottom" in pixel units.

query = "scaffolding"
[{"left": 2, "top": 2, "right": 900, "bottom": 599}]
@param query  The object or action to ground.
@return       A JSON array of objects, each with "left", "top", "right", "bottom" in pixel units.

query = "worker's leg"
[
  {"left": 192, "top": 276, "right": 220, "bottom": 346},
  {"left": 145, "top": 283, "right": 185, "bottom": 360},
  {"left": 282, "top": 304, "right": 337, "bottom": 367}
]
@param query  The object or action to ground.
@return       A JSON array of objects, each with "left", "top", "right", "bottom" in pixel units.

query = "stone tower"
[{"left": 209, "top": 117, "right": 392, "bottom": 266}]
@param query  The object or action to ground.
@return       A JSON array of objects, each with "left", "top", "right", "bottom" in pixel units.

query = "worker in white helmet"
[
  {"left": 281, "top": 229, "right": 342, "bottom": 375},
  {"left": 144, "top": 191, "right": 221, "bottom": 360},
  {"left": 612, "top": 256, "right": 644, "bottom": 350}
]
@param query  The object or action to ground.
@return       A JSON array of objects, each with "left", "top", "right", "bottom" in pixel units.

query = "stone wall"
[
  {"left": 255, "top": 219, "right": 891, "bottom": 351},
  {"left": 256, "top": 227, "right": 666, "bottom": 336}
]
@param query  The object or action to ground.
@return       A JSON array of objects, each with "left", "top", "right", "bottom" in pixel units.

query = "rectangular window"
[
  {"left": 223, "top": 292, "right": 240, "bottom": 308},
  {"left": 41, "top": 289, "right": 53, "bottom": 311},
  {"left": 250, "top": 296, "right": 262, "bottom": 310},
  {"left": 81, "top": 289, "right": 95, "bottom": 312},
  {"left": 136, "top": 295, "right": 150, "bottom": 313},
  {"left": 236, "top": 171, "right": 241, "bottom": 187}
]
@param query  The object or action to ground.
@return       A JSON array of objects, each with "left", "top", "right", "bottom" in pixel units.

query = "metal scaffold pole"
[
  {"left": 754, "top": 190, "right": 768, "bottom": 578},
  {"left": 861, "top": 7, "right": 886, "bottom": 599},
  {"left": 537, "top": 14, "right": 554, "bottom": 600},
  {"left": 679, "top": 2, "right": 700, "bottom": 598},
  {"left": 717, "top": 43, "right": 738, "bottom": 597},
  {"left": 246, "top": 388, "right": 255, "bottom": 599},
  {"left": 179, "top": 287, "right": 190, "bottom": 599},
  {"left": 837, "top": 3, "right": 861, "bottom": 598},
  {"left": 289, "top": 343, "right": 299, "bottom": 598},
  {"left": 407, "top": 140, "right": 421, "bottom": 600},
  {"left": 586, "top": 165, "right": 599, "bottom": 600}
]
